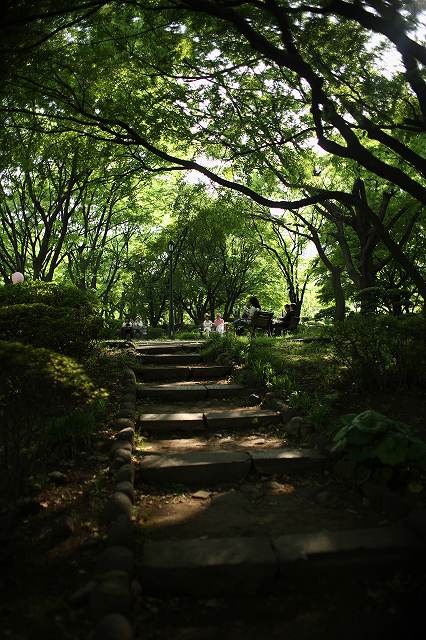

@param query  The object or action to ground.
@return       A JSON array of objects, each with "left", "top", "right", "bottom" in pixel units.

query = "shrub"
[
  {"left": 200, "top": 332, "right": 246, "bottom": 365},
  {"left": 0, "top": 282, "right": 103, "bottom": 356},
  {"left": 99, "top": 318, "right": 123, "bottom": 339},
  {"left": 0, "top": 341, "right": 107, "bottom": 498},
  {"left": 0, "top": 302, "right": 102, "bottom": 357},
  {"left": 332, "top": 410, "right": 426, "bottom": 480},
  {"left": 175, "top": 329, "right": 200, "bottom": 340},
  {"left": 44, "top": 398, "right": 107, "bottom": 456},
  {"left": 84, "top": 344, "right": 138, "bottom": 391},
  {"left": 329, "top": 314, "right": 426, "bottom": 390},
  {"left": 239, "top": 339, "right": 285, "bottom": 387},
  {"left": 147, "top": 326, "right": 165, "bottom": 339},
  {"left": 0, "top": 281, "right": 98, "bottom": 311}
]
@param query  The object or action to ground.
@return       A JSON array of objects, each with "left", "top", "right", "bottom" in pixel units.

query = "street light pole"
[{"left": 168, "top": 240, "right": 175, "bottom": 339}]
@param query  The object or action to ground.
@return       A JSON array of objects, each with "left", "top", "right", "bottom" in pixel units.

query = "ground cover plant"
[{"left": 203, "top": 318, "right": 426, "bottom": 445}]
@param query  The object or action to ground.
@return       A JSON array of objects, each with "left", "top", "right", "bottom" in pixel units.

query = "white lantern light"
[{"left": 11, "top": 271, "right": 24, "bottom": 284}]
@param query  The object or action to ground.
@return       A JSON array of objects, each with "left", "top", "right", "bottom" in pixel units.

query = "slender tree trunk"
[{"left": 331, "top": 268, "right": 346, "bottom": 321}]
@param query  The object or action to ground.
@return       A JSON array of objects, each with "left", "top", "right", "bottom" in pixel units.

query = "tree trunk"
[{"left": 331, "top": 268, "right": 346, "bottom": 322}]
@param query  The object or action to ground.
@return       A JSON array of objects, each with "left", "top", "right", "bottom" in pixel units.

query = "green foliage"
[
  {"left": 333, "top": 410, "right": 426, "bottom": 469},
  {"left": 44, "top": 398, "right": 107, "bottom": 456},
  {"left": 0, "top": 282, "right": 102, "bottom": 356},
  {"left": 99, "top": 317, "right": 123, "bottom": 339},
  {"left": 330, "top": 315, "right": 426, "bottom": 390},
  {"left": 84, "top": 344, "right": 137, "bottom": 390},
  {"left": 175, "top": 329, "right": 200, "bottom": 339},
  {"left": 0, "top": 340, "right": 107, "bottom": 497},
  {"left": 314, "top": 307, "right": 336, "bottom": 321},
  {"left": 0, "top": 281, "right": 99, "bottom": 311},
  {"left": 238, "top": 338, "right": 286, "bottom": 388},
  {"left": 200, "top": 332, "right": 246, "bottom": 365},
  {"left": 0, "top": 302, "right": 102, "bottom": 357},
  {"left": 147, "top": 326, "right": 165, "bottom": 339}
]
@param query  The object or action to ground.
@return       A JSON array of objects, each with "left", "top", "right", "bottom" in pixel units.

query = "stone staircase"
[{"left": 132, "top": 340, "right": 425, "bottom": 632}]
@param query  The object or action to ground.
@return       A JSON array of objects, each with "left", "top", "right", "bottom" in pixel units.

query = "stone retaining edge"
[{"left": 91, "top": 365, "right": 137, "bottom": 640}]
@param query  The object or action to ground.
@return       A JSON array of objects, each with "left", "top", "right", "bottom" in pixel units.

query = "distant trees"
[{"left": 1, "top": 0, "right": 426, "bottom": 317}]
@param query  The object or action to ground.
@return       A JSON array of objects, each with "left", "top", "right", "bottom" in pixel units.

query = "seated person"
[
  {"left": 202, "top": 315, "right": 213, "bottom": 335},
  {"left": 273, "top": 303, "right": 297, "bottom": 334},
  {"left": 233, "top": 296, "right": 261, "bottom": 335},
  {"left": 213, "top": 312, "right": 225, "bottom": 335},
  {"left": 121, "top": 315, "right": 133, "bottom": 339},
  {"left": 132, "top": 315, "right": 146, "bottom": 338}
]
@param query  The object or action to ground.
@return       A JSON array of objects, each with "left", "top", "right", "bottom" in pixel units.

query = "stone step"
[
  {"left": 139, "top": 527, "right": 424, "bottom": 596},
  {"left": 138, "top": 408, "right": 281, "bottom": 434},
  {"left": 137, "top": 448, "right": 326, "bottom": 485},
  {"left": 136, "top": 383, "right": 246, "bottom": 401},
  {"left": 204, "top": 408, "right": 281, "bottom": 430},
  {"left": 135, "top": 365, "right": 232, "bottom": 382},
  {"left": 137, "top": 353, "right": 202, "bottom": 365},
  {"left": 139, "top": 412, "right": 206, "bottom": 434},
  {"left": 135, "top": 341, "right": 204, "bottom": 354},
  {"left": 203, "top": 384, "right": 247, "bottom": 399}
]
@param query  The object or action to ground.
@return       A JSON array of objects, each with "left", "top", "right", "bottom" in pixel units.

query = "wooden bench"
[{"left": 249, "top": 311, "right": 274, "bottom": 337}]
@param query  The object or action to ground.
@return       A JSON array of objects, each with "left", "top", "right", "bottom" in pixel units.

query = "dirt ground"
[
  {"left": 133, "top": 467, "right": 389, "bottom": 542},
  {"left": 0, "top": 434, "right": 114, "bottom": 640}
]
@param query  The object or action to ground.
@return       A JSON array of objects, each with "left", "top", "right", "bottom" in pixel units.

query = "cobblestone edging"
[{"left": 90, "top": 366, "right": 137, "bottom": 640}]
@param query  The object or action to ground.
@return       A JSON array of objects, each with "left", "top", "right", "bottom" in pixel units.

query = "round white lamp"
[{"left": 11, "top": 271, "right": 24, "bottom": 284}]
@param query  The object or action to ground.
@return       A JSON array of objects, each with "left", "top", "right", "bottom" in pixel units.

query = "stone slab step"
[
  {"left": 140, "top": 536, "right": 276, "bottom": 596},
  {"left": 204, "top": 384, "right": 246, "bottom": 399},
  {"left": 250, "top": 448, "right": 326, "bottom": 474},
  {"left": 139, "top": 450, "right": 251, "bottom": 485},
  {"left": 135, "top": 365, "right": 231, "bottom": 381},
  {"left": 137, "top": 353, "right": 202, "bottom": 365},
  {"left": 135, "top": 341, "right": 204, "bottom": 354},
  {"left": 139, "top": 527, "right": 424, "bottom": 596},
  {"left": 137, "top": 448, "right": 326, "bottom": 485},
  {"left": 137, "top": 408, "right": 282, "bottom": 435},
  {"left": 139, "top": 412, "right": 206, "bottom": 434},
  {"left": 204, "top": 408, "right": 281, "bottom": 430},
  {"left": 191, "top": 365, "right": 232, "bottom": 380},
  {"left": 136, "top": 383, "right": 246, "bottom": 401},
  {"left": 137, "top": 383, "right": 208, "bottom": 401}
]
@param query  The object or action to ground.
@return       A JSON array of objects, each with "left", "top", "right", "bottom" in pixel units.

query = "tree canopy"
[{"left": 1, "top": 0, "right": 425, "bottom": 319}]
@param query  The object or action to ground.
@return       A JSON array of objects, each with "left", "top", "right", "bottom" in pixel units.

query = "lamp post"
[{"left": 168, "top": 240, "right": 175, "bottom": 339}]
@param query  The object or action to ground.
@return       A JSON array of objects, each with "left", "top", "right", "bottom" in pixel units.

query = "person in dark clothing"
[
  {"left": 273, "top": 303, "right": 296, "bottom": 335},
  {"left": 233, "top": 296, "right": 261, "bottom": 335}
]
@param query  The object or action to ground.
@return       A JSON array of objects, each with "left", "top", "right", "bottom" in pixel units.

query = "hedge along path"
[{"left": 120, "top": 341, "right": 424, "bottom": 637}]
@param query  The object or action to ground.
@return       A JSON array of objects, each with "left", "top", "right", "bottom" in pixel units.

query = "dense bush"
[
  {"left": 84, "top": 344, "right": 138, "bottom": 391},
  {"left": 0, "top": 302, "right": 102, "bottom": 357},
  {"left": 0, "top": 341, "right": 107, "bottom": 498},
  {"left": 329, "top": 315, "right": 426, "bottom": 390},
  {"left": 99, "top": 317, "right": 123, "bottom": 339},
  {"left": 0, "top": 281, "right": 99, "bottom": 311},
  {"left": 147, "top": 326, "right": 165, "bottom": 339},
  {"left": 0, "top": 282, "right": 102, "bottom": 356}
]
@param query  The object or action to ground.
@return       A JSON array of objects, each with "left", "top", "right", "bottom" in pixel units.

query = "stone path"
[{"left": 131, "top": 340, "right": 425, "bottom": 636}]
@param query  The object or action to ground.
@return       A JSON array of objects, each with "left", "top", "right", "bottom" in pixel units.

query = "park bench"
[{"left": 249, "top": 310, "right": 274, "bottom": 337}]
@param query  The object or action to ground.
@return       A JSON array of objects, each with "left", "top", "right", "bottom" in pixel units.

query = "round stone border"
[{"left": 90, "top": 365, "right": 137, "bottom": 638}]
